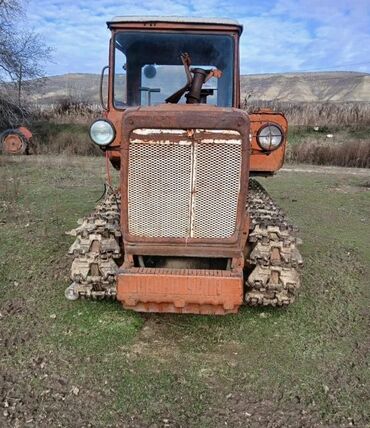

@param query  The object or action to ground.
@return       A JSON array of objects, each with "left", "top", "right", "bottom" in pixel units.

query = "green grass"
[
  {"left": 288, "top": 124, "right": 370, "bottom": 146},
  {"left": 0, "top": 156, "right": 369, "bottom": 426}
]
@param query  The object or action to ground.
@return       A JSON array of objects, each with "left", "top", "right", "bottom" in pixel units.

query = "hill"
[
  {"left": 241, "top": 71, "right": 370, "bottom": 102},
  {"left": 27, "top": 71, "right": 370, "bottom": 105}
]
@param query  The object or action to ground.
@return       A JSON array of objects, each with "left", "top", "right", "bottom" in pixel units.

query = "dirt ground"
[{"left": 0, "top": 156, "right": 369, "bottom": 427}]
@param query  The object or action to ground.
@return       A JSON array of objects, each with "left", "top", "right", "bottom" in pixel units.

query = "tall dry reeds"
[
  {"left": 288, "top": 139, "right": 370, "bottom": 168},
  {"left": 244, "top": 100, "right": 370, "bottom": 128},
  {"left": 33, "top": 98, "right": 100, "bottom": 124}
]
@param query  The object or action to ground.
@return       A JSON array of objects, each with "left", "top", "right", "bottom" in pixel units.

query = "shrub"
[
  {"left": 33, "top": 98, "right": 100, "bottom": 124},
  {"left": 288, "top": 139, "right": 370, "bottom": 168},
  {"left": 30, "top": 121, "right": 100, "bottom": 156}
]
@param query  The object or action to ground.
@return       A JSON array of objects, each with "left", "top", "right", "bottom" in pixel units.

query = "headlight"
[
  {"left": 257, "top": 124, "right": 284, "bottom": 151},
  {"left": 89, "top": 119, "right": 115, "bottom": 146}
]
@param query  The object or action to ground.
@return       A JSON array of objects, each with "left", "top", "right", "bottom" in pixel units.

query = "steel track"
[{"left": 66, "top": 180, "right": 303, "bottom": 307}]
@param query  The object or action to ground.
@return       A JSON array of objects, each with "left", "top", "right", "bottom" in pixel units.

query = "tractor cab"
[
  {"left": 92, "top": 17, "right": 287, "bottom": 174},
  {"left": 113, "top": 29, "right": 235, "bottom": 107}
]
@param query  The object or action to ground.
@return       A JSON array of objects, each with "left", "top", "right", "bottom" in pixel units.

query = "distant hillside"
[
  {"left": 241, "top": 72, "right": 370, "bottom": 102},
  {"left": 27, "top": 71, "right": 370, "bottom": 105},
  {"left": 28, "top": 74, "right": 104, "bottom": 105}
]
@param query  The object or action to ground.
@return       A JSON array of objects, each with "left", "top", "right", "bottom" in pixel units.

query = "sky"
[{"left": 25, "top": 0, "right": 370, "bottom": 76}]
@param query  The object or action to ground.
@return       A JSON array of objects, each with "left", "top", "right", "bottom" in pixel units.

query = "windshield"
[{"left": 113, "top": 31, "right": 234, "bottom": 108}]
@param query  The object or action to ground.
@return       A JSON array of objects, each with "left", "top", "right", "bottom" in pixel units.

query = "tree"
[
  {"left": 12, "top": 31, "right": 52, "bottom": 106},
  {"left": 0, "top": 0, "right": 22, "bottom": 82},
  {"left": 0, "top": 0, "right": 52, "bottom": 127}
]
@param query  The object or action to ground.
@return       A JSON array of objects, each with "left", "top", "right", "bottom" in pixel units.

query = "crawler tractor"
[{"left": 66, "top": 16, "right": 303, "bottom": 314}]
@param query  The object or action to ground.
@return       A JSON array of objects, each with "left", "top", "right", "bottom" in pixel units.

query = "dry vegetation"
[
  {"left": 34, "top": 98, "right": 99, "bottom": 124},
  {"left": 245, "top": 100, "right": 370, "bottom": 127},
  {"left": 28, "top": 99, "right": 100, "bottom": 156},
  {"left": 289, "top": 139, "right": 370, "bottom": 168},
  {"left": 0, "top": 98, "right": 30, "bottom": 129},
  {"left": 19, "top": 99, "right": 370, "bottom": 167}
]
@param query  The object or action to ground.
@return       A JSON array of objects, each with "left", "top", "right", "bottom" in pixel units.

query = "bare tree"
[
  {"left": 12, "top": 31, "right": 52, "bottom": 105},
  {"left": 0, "top": 0, "right": 22, "bottom": 80},
  {"left": 0, "top": 0, "right": 52, "bottom": 127}
]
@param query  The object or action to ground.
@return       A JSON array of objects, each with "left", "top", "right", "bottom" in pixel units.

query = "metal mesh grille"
[
  {"left": 128, "top": 129, "right": 242, "bottom": 239},
  {"left": 192, "top": 139, "right": 241, "bottom": 238},
  {"left": 128, "top": 135, "right": 192, "bottom": 237}
]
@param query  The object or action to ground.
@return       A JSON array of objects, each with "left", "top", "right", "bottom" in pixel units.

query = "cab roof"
[{"left": 107, "top": 16, "right": 243, "bottom": 33}]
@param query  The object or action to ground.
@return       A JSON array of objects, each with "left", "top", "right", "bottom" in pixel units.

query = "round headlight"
[
  {"left": 89, "top": 119, "right": 115, "bottom": 146},
  {"left": 257, "top": 124, "right": 284, "bottom": 151}
]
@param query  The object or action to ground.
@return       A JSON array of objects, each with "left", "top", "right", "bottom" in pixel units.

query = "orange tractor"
[{"left": 66, "top": 17, "right": 303, "bottom": 314}]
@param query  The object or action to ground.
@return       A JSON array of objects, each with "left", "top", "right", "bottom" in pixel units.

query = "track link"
[
  {"left": 245, "top": 179, "right": 303, "bottom": 307},
  {"left": 65, "top": 191, "right": 121, "bottom": 300}
]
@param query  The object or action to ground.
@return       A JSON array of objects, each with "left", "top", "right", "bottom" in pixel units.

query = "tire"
[{"left": 0, "top": 129, "right": 28, "bottom": 155}]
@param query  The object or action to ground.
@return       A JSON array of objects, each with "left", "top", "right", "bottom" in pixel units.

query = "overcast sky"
[{"left": 25, "top": 0, "right": 370, "bottom": 76}]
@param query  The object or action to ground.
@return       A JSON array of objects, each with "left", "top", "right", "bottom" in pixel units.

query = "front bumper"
[{"left": 117, "top": 267, "right": 243, "bottom": 315}]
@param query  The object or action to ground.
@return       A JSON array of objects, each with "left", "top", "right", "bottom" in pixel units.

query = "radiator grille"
[{"left": 128, "top": 129, "right": 242, "bottom": 239}]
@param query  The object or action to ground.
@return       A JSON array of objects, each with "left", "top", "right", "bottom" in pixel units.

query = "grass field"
[{"left": 0, "top": 156, "right": 369, "bottom": 427}]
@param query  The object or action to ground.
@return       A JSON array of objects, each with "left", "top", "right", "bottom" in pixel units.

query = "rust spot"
[
  {"left": 117, "top": 267, "right": 243, "bottom": 315},
  {"left": 186, "top": 128, "right": 195, "bottom": 138}
]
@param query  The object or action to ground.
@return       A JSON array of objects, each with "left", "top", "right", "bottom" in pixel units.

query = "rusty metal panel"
[
  {"left": 127, "top": 128, "right": 242, "bottom": 240},
  {"left": 120, "top": 104, "right": 250, "bottom": 256},
  {"left": 117, "top": 267, "right": 243, "bottom": 315},
  {"left": 249, "top": 111, "right": 288, "bottom": 173}
]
